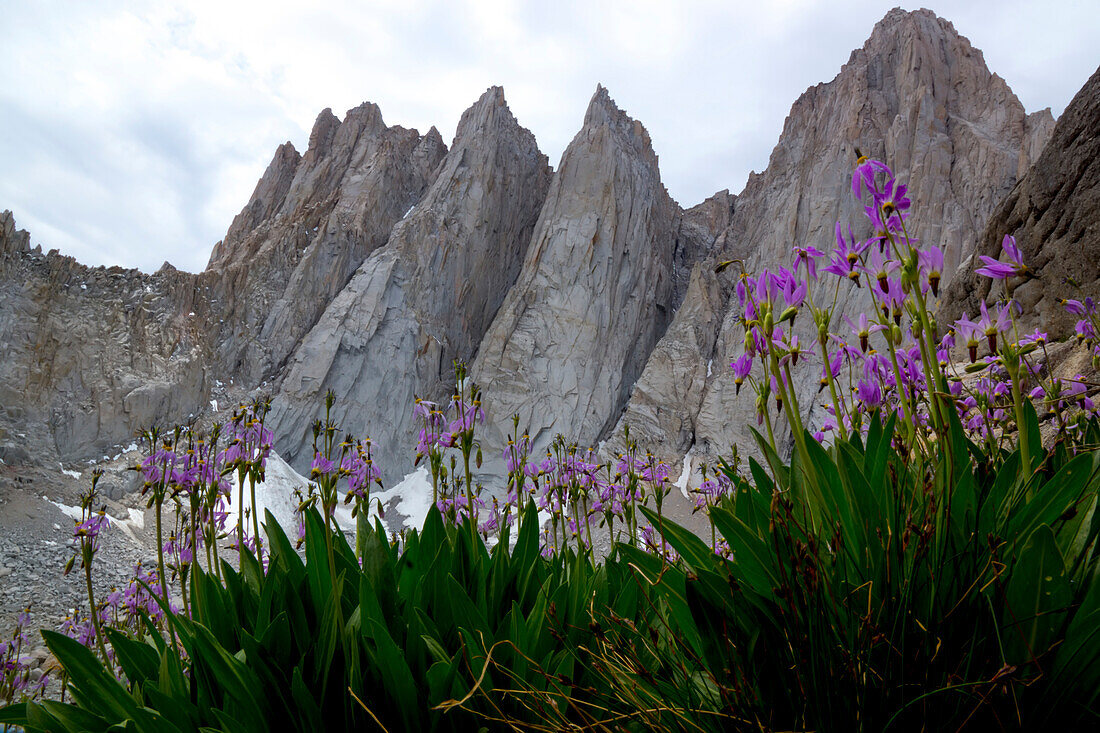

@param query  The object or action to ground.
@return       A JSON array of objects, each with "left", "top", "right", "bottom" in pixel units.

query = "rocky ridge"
[
  {"left": 206, "top": 104, "right": 448, "bottom": 382},
  {"left": 0, "top": 212, "right": 209, "bottom": 464},
  {"left": 266, "top": 86, "right": 552, "bottom": 474},
  {"left": 470, "top": 85, "right": 702, "bottom": 464}
]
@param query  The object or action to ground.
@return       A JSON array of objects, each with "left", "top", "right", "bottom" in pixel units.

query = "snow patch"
[
  {"left": 373, "top": 465, "right": 435, "bottom": 530},
  {"left": 223, "top": 456, "right": 444, "bottom": 539},
  {"left": 225, "top": 450, "right": 316, "bottom": 535},
  {"left": 45, "top": 499, "right": 145, "bottom": 546},
  {"left": 707, "top": 359, "right": 713, "bottom": 378},
  {"left": 674, "top": 452, "right": 693, "bottom": 500},
  {"left": 210, "top": 399, "right": 218, "bottom": 412},
  {"left": 62, "top": 469, "right": 82, "bottom": 479}
]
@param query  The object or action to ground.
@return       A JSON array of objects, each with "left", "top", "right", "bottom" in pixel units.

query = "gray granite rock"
[
  {"left": 941, "top": 65, "right": 1100, "bottom": 340},
  {"left": 0, "top": 213, "right": 210, "bottom": 464},
  {"left": 616, "top": 8, "right": 1055, "bottom": 473},
  {"left": 206, "top": 104, "right": 448, "bottom": 382},
  {"left": 267, "top": 87, "right": 551, "bottom": 480},
  {"left": 471, "top": 86, "right": 687, "bottom": 464}
]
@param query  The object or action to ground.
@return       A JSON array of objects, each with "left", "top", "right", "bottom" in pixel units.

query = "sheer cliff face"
[
  {"left": 942, "top": 65, "right": 1100, "bottom": 340},
  {"left": 0, "top": 213, "right": 208, "bottom": 462},
  {"left": 470, "top": 86, "right": 684, "bottom": 458},
  {"left": 266, "top": 87, "right": 552, "bottom": 476},
  {"left": 206, "top": 104, "right": 447, "bottom": 383},
  {"left": 617, "top": 8, "right": 1055, "bottom": 465}
]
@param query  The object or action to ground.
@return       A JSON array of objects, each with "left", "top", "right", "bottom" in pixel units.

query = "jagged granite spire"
[
  {"left": 471, "top": 85, "right": 681, "bottom": 459},
  {"left": 615, "top": 7, "right": 1054, "bottom": 472},
  {"left": 267, "top": 86, "right": 552, "bottom": 478},
  {"left": 204, "top": 102, "right": 447, "bottom": 382}
]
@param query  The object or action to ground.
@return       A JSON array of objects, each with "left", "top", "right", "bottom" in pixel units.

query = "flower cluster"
[
  {"left": 2, "top": 609, "right": 50, "bottom": 704},
  {"left": 725, "top": 154, "right": 1098, "bottom": 465}
]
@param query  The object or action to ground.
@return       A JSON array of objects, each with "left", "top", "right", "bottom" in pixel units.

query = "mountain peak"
[
  {"left": 453, "top": 85, "right": 522, "bottom": 144},
  {"left": 581, "top": 84, "right": 655, "bottom": 163},
  {"left": 342, "top": 101, "right": 386, "bottom": 134},
  {"left": 852, "top": 6, "right": 979, "bottom": 72},
  {"left": 306, "top": 108, "right": 340, "bottom": 155}
]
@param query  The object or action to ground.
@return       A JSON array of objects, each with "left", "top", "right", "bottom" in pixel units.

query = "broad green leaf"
[
  {"left": 1009, "top": 454, "right": 1096, "bottom": 549},
  {"left": 710, "top": 507, "right": 778, "bottom": 603},
  {"left": 41, "top": 630, "right": 145, "bottom": 723},
  {"left": 1003, "top": 524, "right": 1072, "bottom": 664},
  {"left": 105, "top": 629, "right": 159, "bottom": 687}
]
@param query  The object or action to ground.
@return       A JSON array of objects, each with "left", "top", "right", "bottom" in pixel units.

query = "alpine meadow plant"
[{"left": 4, "top": 153, "right": 1100, "bottom": 732}]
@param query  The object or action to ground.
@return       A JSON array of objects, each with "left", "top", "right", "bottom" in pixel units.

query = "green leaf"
[
  {"left": 749, "top": 427, "right": 788, "bottom": 490},
  {"left": 1003, "top": 524, "right": 1073, "bottom": 664},
  {"left": 1022, "top": 399, "right": 1043, "bottom": 474},
  {"left": 176, "top": 620, "right": 269, "bottom": 732},
  {"left": 30, "top": 699, "right": 110, "bottom": 732},
  {"left": 710, "top": 506, "right": 778, "bottom": 603},
  {"left": 1009, "top": 454, "right": 1096, "bottom": 549},
  {"left": 105, "top": 629, "right": 159, "bottom": 688},
  {"left": 289, "top": 667, "right": 325, "bottom": 733},
  {"left": 866, "top": 411, "right": 897, "bottom": 493},
  {"left": 0, "top": 703, "right": 29, "bottom": 727},
  {"left": 41, "top": 629, "right": 144, "bottom": 723}
]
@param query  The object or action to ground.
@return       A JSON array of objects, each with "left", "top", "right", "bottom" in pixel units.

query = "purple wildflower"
[
  {"left": 844, "top": 313, "right": 885, "bottom": 353},
  {"left": 919, "top": 246, "right": 945, "bottom": 296},
  {"left": 975, "top": 235, "right": 1027, "bottom": 279},
  {"left": 851, "top": 157, "right": 892, "bottom": 201},
  {"left": 730, "top": 354, "right": 753, "bottom": 395}
]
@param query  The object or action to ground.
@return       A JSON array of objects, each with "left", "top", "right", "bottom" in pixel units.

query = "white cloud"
[{"left": 1, "top": 0, "right": 1096, "bottom": 273}]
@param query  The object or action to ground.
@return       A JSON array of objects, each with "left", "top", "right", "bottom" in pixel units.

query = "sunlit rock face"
[
  {"left": 942, "top": 65, "right": 1100, "bottom": 340},
  {"left": 266, "top": 87, "right": 552, "bottom": 481}
]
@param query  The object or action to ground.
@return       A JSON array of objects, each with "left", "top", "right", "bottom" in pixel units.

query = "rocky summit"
[
  {"left": 267, "top": 86, "right": 552, "bottom": 475},
  {"left": 615, "top": 7, "right": 1056, "bottom": 470},
  {"left": 2, "top": 10, "right": 1098, "bottom": 632}
]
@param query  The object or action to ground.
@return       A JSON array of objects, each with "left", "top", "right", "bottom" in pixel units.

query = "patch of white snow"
[
  {"left": 674, "top": 452, "right": 693, "bottom": 500},
  {"left": 225, "top": 450, "right": 313, "bottom": 536}
]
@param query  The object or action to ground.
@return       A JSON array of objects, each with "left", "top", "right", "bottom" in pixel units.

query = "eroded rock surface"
[
  {"left": 267, "top": 87, "right": 552, "bottom": 478},
  {"left": 206, "top": 105, "right": 448, "bottom": 382},
  {"left": 0, "top": 212, "right": 209, "bottom": 464},
  {"left": 617, "top": 8, "right": 1054, "bottom": 471},
  {"left": 472, "top": 86, "right": 699, "bottom": 462}
]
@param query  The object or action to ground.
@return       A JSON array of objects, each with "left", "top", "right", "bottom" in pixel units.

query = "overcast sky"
[{"left": 2, "top": 1, "right": 1097, "bottom": 274}]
